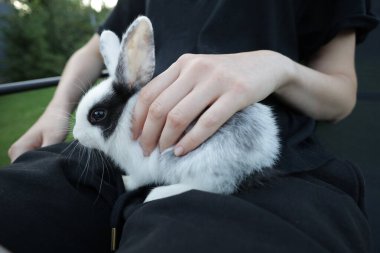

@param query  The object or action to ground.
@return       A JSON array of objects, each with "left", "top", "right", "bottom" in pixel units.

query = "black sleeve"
[
  {"left": 97, "top": 0, "right": 145, "bottom": 39},
  {"left": 298, "top": 0, "right": 379, "bottom": 60}
]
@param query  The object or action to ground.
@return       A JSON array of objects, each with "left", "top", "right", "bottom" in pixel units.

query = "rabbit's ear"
[
  {"left": 99, "top": 30, "right": 120, "bottom": 76},
  {"left": 116, "top": 16, "right": 155, "bottom": 89}
]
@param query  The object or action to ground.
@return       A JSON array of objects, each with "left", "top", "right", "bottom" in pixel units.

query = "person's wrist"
[{"left": 274, "top": 52, "right": 297, "bottom": 96}]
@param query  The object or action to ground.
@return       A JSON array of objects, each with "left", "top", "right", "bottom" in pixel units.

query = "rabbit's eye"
[{"left": 89, "top": 108, "right": 108, "bottom": 124}]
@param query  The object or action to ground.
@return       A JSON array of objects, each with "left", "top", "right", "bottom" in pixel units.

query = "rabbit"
[{"left": 73, "top": 16, "right": 280, "bottom": 203}]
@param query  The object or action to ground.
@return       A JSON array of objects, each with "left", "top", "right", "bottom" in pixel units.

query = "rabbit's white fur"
[{"left": 73, "top": 16, "right": 280, "bottom": 202}]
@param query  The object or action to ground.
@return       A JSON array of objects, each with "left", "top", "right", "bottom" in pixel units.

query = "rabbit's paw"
[{"left": 144, "top": 184, "right": 194, "bottom": 203}]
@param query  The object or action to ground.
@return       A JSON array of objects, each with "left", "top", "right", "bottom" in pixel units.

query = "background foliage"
[{"left": 0, "top": 0, "right": 109, "bottom": 82}]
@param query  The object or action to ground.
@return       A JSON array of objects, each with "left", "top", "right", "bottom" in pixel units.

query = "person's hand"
[
  {"left": 131, "top": 50, "right": 294, "bottom": 156},
  {"left": 8, "top": 106, "right": 70, "bottom": 163}
]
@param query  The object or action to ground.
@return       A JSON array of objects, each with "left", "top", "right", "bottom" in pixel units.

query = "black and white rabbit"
[{"left": 73, "top": 16, "right": 280, "bottom": 202}]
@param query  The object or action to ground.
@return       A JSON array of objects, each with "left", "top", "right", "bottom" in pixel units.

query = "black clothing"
[
  {"left": 0, "top": 144, "right": 372, "bottom": 253},
  {"left": 99, "top": 0, "right": 378, "bottom": 174},
  {"left": 0, "top": 1, "right": 378, "bottom": 253},
  {"left": 0, "top": 144, "right": 121, "bottom": 253}
]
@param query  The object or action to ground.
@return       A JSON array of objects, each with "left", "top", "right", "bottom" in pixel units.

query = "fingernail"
[
  {"left": 159, "top": 142, "right": 168, "bottom": 153},
  {"left": 174, "top": 145, "right": 184, "bottom": 156},
  {"left": 132, "top": 131, "right": 138, "bottom": 140},
  {"left": 133, "top": 129, "right": 141, "bottom": 140},
  {"left": 143, "top": 149, "right": 150, "bottom": 157},
  {"left": 138, "top": 141, "right": 149, "bottom": 156}
]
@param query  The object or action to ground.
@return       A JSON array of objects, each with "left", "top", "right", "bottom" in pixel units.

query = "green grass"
[{"left": 0, "top": 87, "right": 56, "bottom": 167}]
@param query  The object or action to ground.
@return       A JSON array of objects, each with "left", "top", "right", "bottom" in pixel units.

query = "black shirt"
[{"left": 98, "top": 0, "right": 378, "bottom": 173}]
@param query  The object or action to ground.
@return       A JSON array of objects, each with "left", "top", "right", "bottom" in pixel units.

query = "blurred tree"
[{"left": 0, "top": 0, "right": 110, "bottom": 82}]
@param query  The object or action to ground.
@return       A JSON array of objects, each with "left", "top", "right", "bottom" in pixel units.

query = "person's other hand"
[
  {"left": 131, "top": 51, "right": 293, "bottom": 156},
  {"left": 8, "top": 107, "right": 70, "bottom": 163}
]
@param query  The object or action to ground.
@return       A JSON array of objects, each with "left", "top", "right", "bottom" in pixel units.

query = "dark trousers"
[{"left": 0, "top": 143, "right": 372, "bottom": 253}]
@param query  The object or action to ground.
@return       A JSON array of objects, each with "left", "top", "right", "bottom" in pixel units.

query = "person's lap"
[
  {"left": 0, "top": 143, "right": 371, "bottom": 253},
  {"left": 0, "top": 143, "right": 121, "bottom": 253},
  {"left": 115, "top": 162, "right": 370, "bottom": 253}
]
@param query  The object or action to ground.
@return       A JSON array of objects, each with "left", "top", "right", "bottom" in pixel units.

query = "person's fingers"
[
  {"left": 158, "top": 84, "right": 219, "bottom": 151},
  {"left": 8, "top": 133, "right": 42, "bottom": 163},
  {"left": 174, "top": 93, "right": 242, "bottom": 156},
  {"left": 131, "top": 63, "right": 180, "bottom": 140},
  {"left": 8, "top": 144, "right": 30, "bottom": 163},
  {"left": 8, "top": 114, "right": 69, "bottom": 162},
  {"left": 138, "top": 75, "right": 195, "bottom": 155}
]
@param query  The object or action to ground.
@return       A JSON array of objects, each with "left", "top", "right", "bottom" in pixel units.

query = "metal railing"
[
  {"left": 0, "top": 76, "right": 61, "bottom": 95},
  {"left": 0, "top": 70, "right": 109, "bottom": 95}
]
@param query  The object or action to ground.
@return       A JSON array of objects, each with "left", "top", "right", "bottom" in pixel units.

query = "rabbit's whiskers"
[{"left": 72, "top": 78, "right": 94, "bottom": 96}]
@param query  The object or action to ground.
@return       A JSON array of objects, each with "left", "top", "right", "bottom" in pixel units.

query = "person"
[{"left": 1, "top": 0, "right": 378, "bottom": 252}]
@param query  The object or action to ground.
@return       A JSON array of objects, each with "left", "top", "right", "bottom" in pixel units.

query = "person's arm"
[
  {"left": 8, "top": 34, "right": 103, "bottom": 162},
  {"left": 131, "top": 30, "right": 357, "bottom": 156},
  {"left": 49, "top": 34, "right": 104, "bottom": 116},
  {"left": 275, "top": 30, "right": 357, "bottom": 122}
]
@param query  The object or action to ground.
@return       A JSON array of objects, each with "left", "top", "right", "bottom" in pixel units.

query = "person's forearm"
[
  {"left": 49, "top": 34, "right": 104, "bottom": 113},
  {"left": 275, "top": 61, "right": 357, "bottom": 122},
  {"left": 275, "top": 31, "right": 357, "bottom": 122}
]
